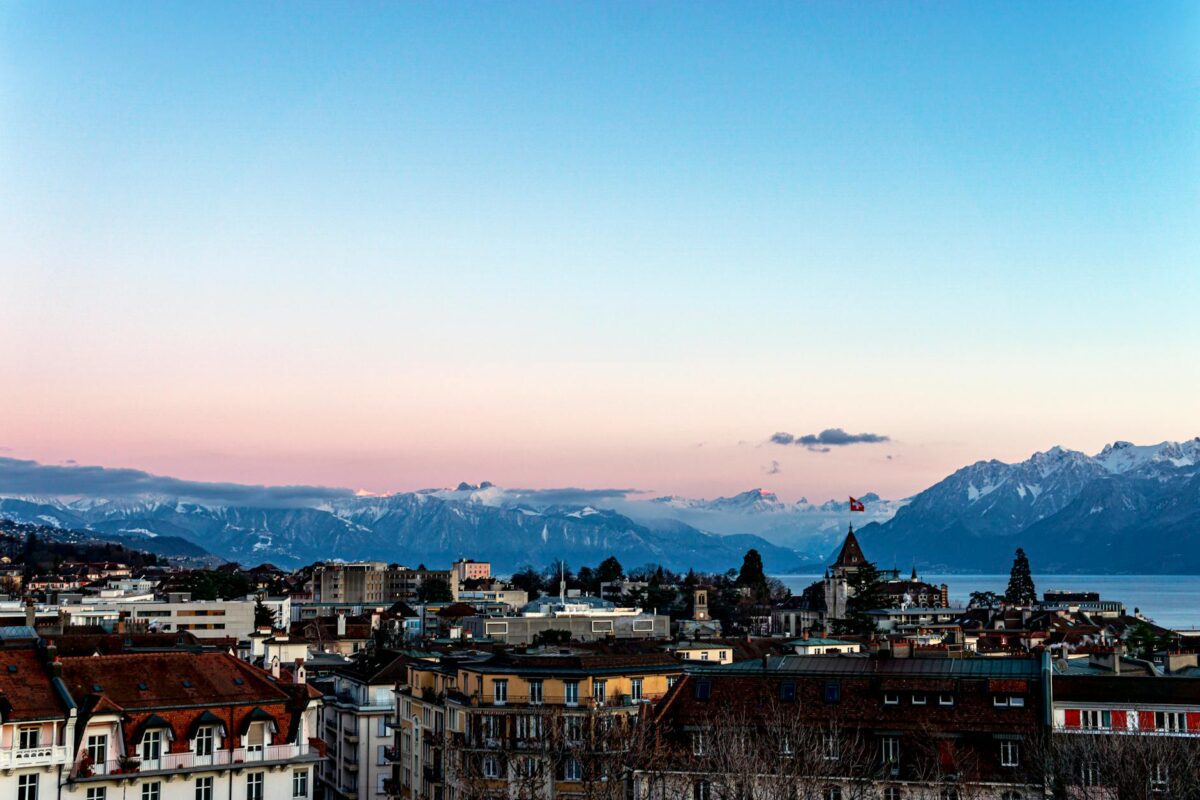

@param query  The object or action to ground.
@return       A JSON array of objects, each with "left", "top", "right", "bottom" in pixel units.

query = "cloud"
[
  {"left": 507, "top": 487, "right": 642, "bottom": 506},
  {"left": 765, "top": 460, "right": 782, "bottom": 475},
  {"left": 0, "top": 457, "right": 356, "bottom": 508},
  {"left": 770, "top": 428, "right": 891, "bottom": 452}
]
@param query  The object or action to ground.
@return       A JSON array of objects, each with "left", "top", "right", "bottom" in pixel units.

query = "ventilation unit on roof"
[
  {"left": 6, "top": 665, "right": 16, "bottom": 673},
  {"left": 92, "top": 684, "right": 103, "bottom": 693}
]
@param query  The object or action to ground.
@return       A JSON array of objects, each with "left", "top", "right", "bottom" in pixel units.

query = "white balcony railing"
[
  {"left": 76, "top": 742, "right": 313, "bottom": 778},
  {"left": 0, "top": 745, "right": 70, "bottom": 770}
]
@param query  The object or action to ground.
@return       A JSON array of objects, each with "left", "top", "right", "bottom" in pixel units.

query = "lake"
[{"left": 776, "top": 573, "right": 1200, "bottom": 631}]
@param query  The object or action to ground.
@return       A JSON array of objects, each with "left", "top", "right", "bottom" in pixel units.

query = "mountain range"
[
  {"left": 856, "top": 438, "right": 1200, "bottom": 573},
  {"left": 0, "top": 436, "right": 1196, "bottom": 574}
]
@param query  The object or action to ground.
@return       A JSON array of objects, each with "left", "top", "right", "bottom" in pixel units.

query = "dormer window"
[
  {"left": 18, "top": 726, "right": 40, "bottom": 750},
  {"left": 194, "top": 727, "right": 215, "bottom": 757}
]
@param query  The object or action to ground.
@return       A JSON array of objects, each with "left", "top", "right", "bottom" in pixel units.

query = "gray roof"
[{"left": 695, "top": 654, "right": 1042, "bottom": 679}]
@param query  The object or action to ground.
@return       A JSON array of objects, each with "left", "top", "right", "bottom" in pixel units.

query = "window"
[
  {"left": 667, "top": 676, "right": 678, "bottom": 689},
  {"left": 86, "top": 734, "right": 108, "bottom": 772},
  {"left": 292, "top": 771, "right": 308, "bottom": 799},
  {"left": 564, "top": 680, "right": 579, "bottom": 706},
  {"left": 141, "top": 784, "right": 161, "bottom": 800},
  {"left": 593, "top": 679, "right": 607, "bottom": 705},
  {"left": 565, "top": 715, "right": 584, "bottom": 742},
  {"left": 938, "top": 694, "right": 954, "bottom": 706},
  {"left": 247, "top": 773, "right": 264, "bottom": 800},
  {"left": 516, "top": 715, "right": 543, "bottom": 739},
  {"left": 1151, "top": 763, "right": 1169, "bottom": 794},
  {"left": 18, "top": 775, "right": 38, "bottom": 800},
  {"left": 824, "top": 682, "right": 841, "bottom": 704},
  {"left": 780, "top": 681, "right": 796, "bottom": 702},
  {"left": 993, "top": 696, "right": 1008, "bottom": 707},
  {"left": 1081, "top": 709, "right": 1111, "bottom": 730},
  {"left": 1000, "top": 793, "right": 1022, "bottom": 800},
  {"left": 246, "top": 722, "right": 265, "bottom": 758},
  {"left": 18, "top": 726, "right": 40, "bottom": 750},
  {"left": 695, "top": 680, "right": 711, "bottom": 700},
  {"left": 940, "top": 790, "right": 960, "bottom": 800},
  {"left": 480, "top": 715, "right": 500, "bottom": 740},
  {"left": 141, "top": 730, "right": 162, "bottom": 763},
  {"left": 528, "top": 679, "right": 543, "bottom": 704},
  {"left": 881, "top": 736, "right": 900, "bottom": 768},
  {"left": 564, "top": 756, "right": 582, "bottom": 781},
  {"left": 911, "top": 694, "right": 926, "bottom": 705},
  {"left": 195, "top": 776, "right": 213, "bottom": 800},
  {"left": 823, "top": 788, "right": 842, "bottom": 800},
  {"left": 693, "top": 781, "right": 711, "bottom": 800},
  {"left": 86, "top": 789, "right": 106, "bottom": 800},
  {"left": 700, "top": 652, "right": 709, "bottom": 661},
  {"left": 884, "top": 693, "right": 899, "bottom": 705},
  {"left": 483, "top": 756, "right": 500, "bottom": 778},
  {"left": 1079, "top": 762, "right": 1101, "bottom": 787},
  {"left": 194, "top": 726, "right": 215, "bottom": 756},
  {"left": 493, "top": 680, "right": 508, "bottom": 705},
  {"left": 1009, "top": 695, "right": 1025, "bottom": 707},
  {"left": 882, "top": 789, "right": 902, "bottom": 800},
  {"left": 1000, "top": 740, "right": 1019, "bottom": 768},
  {"left": 693, "top": 731, "right": 708, "bottom": 756},
  {"left": 823, "top": 732, "right": 840, "bottom": 761},
  {"left": 1155, "top": 711, "right": 1185, "bottom": 732},
  {"left": 631, "top": 677, "right": 643, "bottom": 702}
]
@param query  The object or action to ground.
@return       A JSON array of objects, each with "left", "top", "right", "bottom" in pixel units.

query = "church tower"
[{"left": 824, "top": 524, "right": 867, "bottom": 625}]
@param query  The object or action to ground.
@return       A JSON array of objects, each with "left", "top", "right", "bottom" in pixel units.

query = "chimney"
[
  {"left": 270, "top": 657, "right": 281, "bottom": 679},
  {"left": 761, "top": 654, "right": 770, "bottom": 669},
  {"left": 24, "top": 598, "right": 35, "bottom": 629},
  {"left": 336, "top": 612, "right": 346, "bottom": 637},
  {"left": 294, "top": 659, "right": 306, "bottom": 685}
]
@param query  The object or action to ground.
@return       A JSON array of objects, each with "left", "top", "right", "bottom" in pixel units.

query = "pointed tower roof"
[{"left": 832, "top": 524, "right": 867, "bottom": 570}]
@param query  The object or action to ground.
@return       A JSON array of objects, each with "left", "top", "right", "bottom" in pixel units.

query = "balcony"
[
  {"left": 0, "top": 745, "right": 70, "bottom": 770},
  {"left": 384, "top": 746, "right": 402, "bottom": 762},
  {"left": 73, "top": 742, "right": 320, "bottom": 780},
  {"left": 422, "top": 764, "right": 444, "bottom": 783}
]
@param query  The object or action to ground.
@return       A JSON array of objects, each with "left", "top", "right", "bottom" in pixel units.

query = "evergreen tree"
[
  {"left": 596, "top": 556, "right": 624, "bottom": 584},
  {"left": 253, "top": 596, "right": 275, "bottom": 628},
  {"left": 416, "top": 576, "right": 453, "bottom": 603},
  {"left": 736, "top": 549, "right": 769, "bottom": 603},
  {"left": 1004, "top": 548, "right": 1037, "bottom": 606},
  {"left": 832, "top": 562, "right": 888, "bottom": 637}
]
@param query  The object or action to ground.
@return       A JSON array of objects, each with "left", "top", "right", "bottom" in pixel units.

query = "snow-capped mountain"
[
  {"left": 0, "top": 491, "right": 799, "bottom": 573},
  {"left": 857, "top": 437, "right": 1200, "bottom": 573}
]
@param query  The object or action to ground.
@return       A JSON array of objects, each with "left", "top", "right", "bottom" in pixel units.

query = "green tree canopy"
[
  {"left": 1004, "top": 548, "right": 1037, "bottom": 606},
  {"left": 416, "top": 576, "right": 453, "bottom": 603}
]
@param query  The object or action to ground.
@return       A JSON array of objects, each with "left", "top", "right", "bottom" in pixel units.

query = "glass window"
[
  {"left": 884, "top": 693, "right": 899, "bottom": 705},
  {"left": 493, "top": 680, "right": 507, "bottom": 705},
  {"left": 1009, "top": 696, "right": 1025, "bottom": 707},
  {"left": 1081, "top": 710, "right": 1111, "bottom": 730},
  {"left": 692, "top": 731, "right": 707, "bottom": 756},
  {"left": 823, "top": 732, "right": 840, "bottom": 761},
  {"left": 194, "top": 726, "right": 214, "bottom": 756},
  {"left": 693, "top": 781, "right": 710, "bottom": 800},
  {"left": 631, "top": 677, "right": 643, "bottom": 701},
  {"left": 18, "top": 775, "right": 38, "bottom": 800},
  {"left": 564, "top": 681, "right": 579, "bottom": 706},
  {"left": 1000, "top": 740, "right": 1019, "bottom": 767},
  {"left": 564, "top": 756, "right": 582, "bottom": 781},
  {"left": 882, "top": 737, "right": 900, "bottom": 766},
  {"left": 247, "top": 773, "right": 264, "bottom": 800},
  {"left": 195, "top": 776, "right": 214, "bottom": 800},
  {"left": 141, "top": 730, "right": 162, "bottom": 762},
  {"left": 593, "top": 680, "right": 607, "bottom": 705},
  {"left": 18, "top": 726, "right": 40, "bottom": 750},
  {"left": 86, "top": 789, "right": 106, "bottom": 800},
  {"left": 86, "top": 734, "right": 108, "bottom": 767},
  {"left": 483, "top": 756, "right": 500, "bottom": 778},
  {"left": 1155, "top": 711, "right": 1185, "bottom": 732},
  {"left": 938, "top": 694, "right": 954, "bottom": 706},
  {"left": 141, "top": 783, "right": 161, "bottom": 800},
  {"left": 911, "top": 694, "right": 926, "bottom": 705},
  {"left": 528, "top": 679, "right": 543, "bottom": 704}
]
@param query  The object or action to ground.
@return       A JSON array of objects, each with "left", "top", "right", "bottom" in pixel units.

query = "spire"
[{"left": 832, "top": 524, "right": 867, "bottom": 570}]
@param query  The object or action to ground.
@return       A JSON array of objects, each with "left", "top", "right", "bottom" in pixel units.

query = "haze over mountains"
[{"left": 0, "top": 437, "right": 1196, "bottom": 573}]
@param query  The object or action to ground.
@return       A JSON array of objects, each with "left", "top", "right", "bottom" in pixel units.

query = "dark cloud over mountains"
[{"left": 770, "top": 428, "right": 891, "bottom": 452}]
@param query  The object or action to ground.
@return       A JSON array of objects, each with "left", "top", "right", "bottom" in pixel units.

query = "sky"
[{"left": 1, "top": 2, "right": 1198, "bottom": 503}]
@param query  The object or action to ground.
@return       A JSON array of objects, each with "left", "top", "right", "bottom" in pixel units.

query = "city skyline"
[{"left": 3, "top": 3, "right": 1198, "bottom": 500}]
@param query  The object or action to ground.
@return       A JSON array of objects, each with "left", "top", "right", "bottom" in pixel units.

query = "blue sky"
[{"left": 2, "top": 2, "right": 1197, "bottom": 499}]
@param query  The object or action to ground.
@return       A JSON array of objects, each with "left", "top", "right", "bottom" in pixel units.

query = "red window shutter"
[
  {"left": 1063, "top": 709, "right": 1081, "bottom": 728},
  {"left": 1187, "top": 712, "right": 1200, "bottom": 732},
  {"left": 938, "top": 740, "right": 955, "bottom": 769},
  {"left": 1111, "top": 710, "right": 1127, "bottom": 729},
  {"left": 1139, "top": 711, "right": 1156, "bottom": 730}
]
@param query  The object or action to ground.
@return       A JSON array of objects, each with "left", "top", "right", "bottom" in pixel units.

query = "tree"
[
  {"left": 832, "top": 562, "right": 888, "bottom": 637},
  {"left": 969, "top": 590, "right": 1000, "bottom": 609},
  {"left": 510, "top": 566, "right": 544, "bottom": 601},
  {"left": 596, "top": 556, "right": 624, "bottom": 584},
  {"left": 736, "top": 549, "right": 769, "bottom": 603},
  {"left": 417, "top": 576, "right": 454, "bottom": 603},
  {"left": 253, "top": 595, "right": 275, "bottom": 628},
  {"left": 532, "top": 628, "right": 572, "bottom": 647},
  {"left": 1126, "top": 620, "right": 1173, "bottom": 660},
  {"left": 1004, "top": 548, "right": 1037, "bottom": 606}
]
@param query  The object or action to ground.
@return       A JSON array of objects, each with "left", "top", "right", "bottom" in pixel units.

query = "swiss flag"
[{"left": 849, "top": 497, "right": 865, "bottom": 512}]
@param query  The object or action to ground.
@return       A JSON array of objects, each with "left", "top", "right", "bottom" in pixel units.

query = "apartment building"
[
  {"left": 451, "top": 561, "right": 490, "bottom": 583},
  {"left": 317, "top": 654, "right": 407, "bottom": 800},
  {"left": 640, "top": 653, "right": 1050, "bottom": 800},
  {"left": 16, "top": 597, "right": 260, "bottom": 640},
  {"left": 315, "top": 564, "right": 452, "bottom": 605},
  {"left": 0, "top": 646, "right": 76, "bottom": 800},
  {"left": 1052, "top": 671, "right": 1200, "bottom": 794},
  {"left": 391, "top": 649, "right": 683, "bottom": 799},
  {"left": 58, "top": 651, "right": 323, "bottom": 800}
]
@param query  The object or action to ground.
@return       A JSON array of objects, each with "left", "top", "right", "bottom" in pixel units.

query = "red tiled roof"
[
  {"left": 0, "top": 649, "right": 68, "bottom": 721},
  {"left": 59, "top": 652, "right": 291, "bottom": 710}
]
